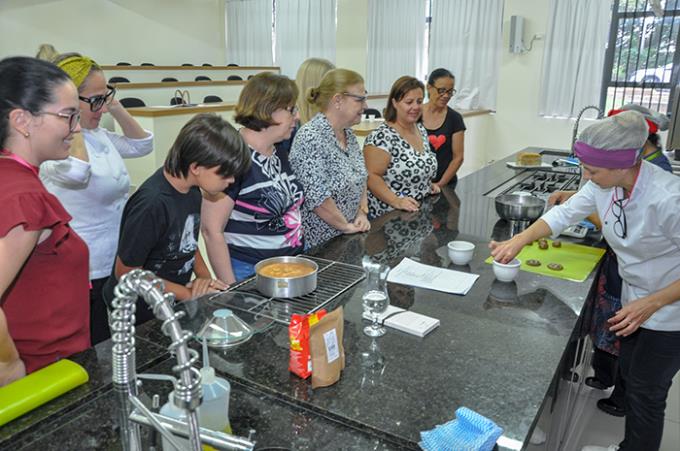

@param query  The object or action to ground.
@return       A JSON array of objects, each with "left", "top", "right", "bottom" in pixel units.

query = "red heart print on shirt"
[{"left": 429, "top": 134, "right": 446, "bottom": 151}]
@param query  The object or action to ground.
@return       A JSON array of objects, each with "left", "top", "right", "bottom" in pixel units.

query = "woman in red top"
[{"left": 0, "top": 57, "right": 90, "bottom": 386}]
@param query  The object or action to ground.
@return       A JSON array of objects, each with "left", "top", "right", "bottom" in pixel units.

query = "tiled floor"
[{"left": 527, "top": 372, "right": 680, "bottom": 451}]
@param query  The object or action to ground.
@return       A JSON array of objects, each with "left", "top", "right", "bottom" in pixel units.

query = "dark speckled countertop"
[{"left": 0, "top": 148, "right": 600, "bottom": 451}]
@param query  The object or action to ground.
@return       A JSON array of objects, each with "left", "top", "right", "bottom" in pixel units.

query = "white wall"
[
  {"left": 486, "top": 0, "right": 595, "bottom": 162},
  {"left": 0, "top": 0, "right": 226, "bottom": 66}
]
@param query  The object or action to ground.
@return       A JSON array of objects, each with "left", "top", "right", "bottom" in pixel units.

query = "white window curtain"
[
  {"left": 429, "top": 0, "right": 503, "bottom": 110},
  {"left": 225, "top": 0, "right": 274, "bottom": 66},
  {"left": 274, "top": 0, "right": 337, "bottom": 77},
  {"left": 539, "top": 0, "right": 613, "bottom": 118},
  {"left": 366, "top": 0, "right": 426, "bottom": 94}
]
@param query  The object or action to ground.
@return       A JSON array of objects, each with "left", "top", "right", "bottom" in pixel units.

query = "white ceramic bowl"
[
  {"left": 447, "top": 241, "right": 475, "bottom": 265},
  {"left": 492, "top": 258, "right": 521, "bottom": 282}
]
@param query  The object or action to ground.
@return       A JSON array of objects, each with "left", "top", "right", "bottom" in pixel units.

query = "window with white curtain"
[
  {"left": 539, "top": 0, "right": 613, "bottom": 118},
  {"left": 225, "top": 0, "right": 337, "bottom": 74},
  {"left": 428, "top": 0, "right": 504, "bottom": 110},
  {"left": 274, "top": 0, "right": 337, "bottom": 77},
  {"left": 366, "top": 0, "right": 427, "bottom": 94},
  {"left": 225, "top": 0, "right": 275, "bottom": 66}
]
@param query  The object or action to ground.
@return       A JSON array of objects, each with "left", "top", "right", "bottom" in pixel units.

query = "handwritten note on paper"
[{"left": 387, "top": 258, "right": 479, "bottom": 295}]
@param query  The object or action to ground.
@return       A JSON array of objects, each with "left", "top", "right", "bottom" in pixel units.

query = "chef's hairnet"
[
  {"left": 579, "top": 110, "right": 648, "bottom": 151},
  {"left": 609, "top": 103, "right": 669, "bottom": 133},
  {"left": 574, "top": 110, "right": 648, "bottom": 168}
]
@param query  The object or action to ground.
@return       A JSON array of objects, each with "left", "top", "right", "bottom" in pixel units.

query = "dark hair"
[
  {"left": 0, "top": 56, "right": 72, "bottom": 145},
  {"left": 164, "top": 113, "right": 250, "bottom": 179},
  {"left": 648, "top": 132, "right": 660, "bottom": 147},
  {"left": 427, "top": 68, "right": 455, "bottom": 86},
  {"left": 383, "top": 76, "right": 425, "bottom": 122},
  {"left": 234, "top": 72, "right": 298, "bottom": 131}
]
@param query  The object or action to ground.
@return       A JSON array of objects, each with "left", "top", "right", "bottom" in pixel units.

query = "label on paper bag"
[
  {"left": 323, "top": 329, "right": 340, "bottom": 363},
  {"left": 310, "top": 307, "right": 345, "bottom": 388}
]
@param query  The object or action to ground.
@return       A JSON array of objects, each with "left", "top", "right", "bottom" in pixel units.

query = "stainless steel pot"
[
  {"left": 254, "top": 256, "right": 318, "bottom": 298},
  {"left": 494, "top": 194, "right": 546, "bottom": 222}
]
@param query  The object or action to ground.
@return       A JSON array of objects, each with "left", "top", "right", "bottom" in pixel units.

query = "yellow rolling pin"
[{"left": 0, "top": 359, "right": 89, "bottom": 426}]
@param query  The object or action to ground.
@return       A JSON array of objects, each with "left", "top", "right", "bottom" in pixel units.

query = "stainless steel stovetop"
[{"left": 485, "top": 168, "right": 581, "bottom": 199}]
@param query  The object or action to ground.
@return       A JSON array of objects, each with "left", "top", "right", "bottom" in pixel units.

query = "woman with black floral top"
[{"left": 289, "top": 69, "right": 370, "bottom": 249}]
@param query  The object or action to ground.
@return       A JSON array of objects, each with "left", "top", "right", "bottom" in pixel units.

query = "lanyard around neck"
[{"left": 0, "top": 149, "right": 39, "bottom": 176}]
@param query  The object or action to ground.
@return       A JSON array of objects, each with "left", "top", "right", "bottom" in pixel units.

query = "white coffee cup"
[
  {"left": 447, "top": 241, "right": 475, "bottom": 265},
  {"left": 492, "top": 258, "right": 521, "bottom": 282},
  {"left": 368, "top": 114, "right": 376, "bottom": 121}
]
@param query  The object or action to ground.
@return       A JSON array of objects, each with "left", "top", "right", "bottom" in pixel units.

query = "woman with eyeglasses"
[
  {"left": 364, "top": 76, "right": 438, "bottom": 218},
  {"left": 201, "top": 72, "right": 304, "bottom": 283},
  {"left": 422, "top": 68, "right": 466, "bottom": 189},
  {"left": 289, "top": 69, "right": 371, "bottom": 249},
  {"left": 490, "top": 111, "right": 680, "bottom": 451},
  {"left": 39, "top": 53, "right": 152, "bottom": 345},
  {"left": 0, "top": 57, "right": 90, "bottom": 386}
]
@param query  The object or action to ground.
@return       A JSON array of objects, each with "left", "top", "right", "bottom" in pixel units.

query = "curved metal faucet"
[
  {"left": 571, "top": 105, "right": 604, "bottom": 153},
  {"left": 111, "top": 269, "right": 255, "bottom": 451}
]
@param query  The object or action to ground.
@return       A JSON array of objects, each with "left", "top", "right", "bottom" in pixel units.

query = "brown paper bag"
[{"left": 310, "top": 306, "right": 345, "bottom": 388}]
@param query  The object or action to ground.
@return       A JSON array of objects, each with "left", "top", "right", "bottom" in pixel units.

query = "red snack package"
[{"left": 289, "top": 310, "right": 326, "bottom": 379}]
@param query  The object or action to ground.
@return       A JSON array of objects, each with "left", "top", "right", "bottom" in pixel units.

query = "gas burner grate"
[
  {"left": 209, "top": 256, "right": 365, "bottom": 324},
  {"left": 501, "top": 169, "right": 580, "bottom": 197}
]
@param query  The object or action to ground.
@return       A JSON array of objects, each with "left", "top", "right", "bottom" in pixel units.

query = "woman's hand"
[
  {"left": 430, "top": 183, "right": 442, "bottom": 195},
  {"left": 548, "top": 190, "right": 576, "bottom": 206},
  {"left": 341, "top": 222, "right": 363, "bottom": 235},
  {"left": 489, "top": 236, "right": 526, "bottom": 264},
  {"left": 0, "top": 358, "right": 25, "bottom": 387},
  {"left": 186, "top": 277, "right": 228, "bottom": 299},
  {"left": 352, "top": 211, "right": 371, "bottom": 232},
  {"left": 106, "top": 98, "right": 123, "bottom": 114},
  {"left": 608, "top": 296, "right": 662, "bottom": 337},
  {"left": 393, "top": 196, "right": 420, "bottom": 212}
]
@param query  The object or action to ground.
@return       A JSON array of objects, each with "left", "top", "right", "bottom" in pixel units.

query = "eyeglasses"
[
  {"left": 342, "top": 92, "right": 368, "bottom": 103},
  {"left": 611, "top": 197, "right": 627, "bottom": 239},
  {"left": 38, "top": 110, "right": 81, "bottom": 132},
  {"left": 79, "top": 85, "right": 116, "bottom": 112},
  {"left": 285, "top": 105, "right": 299, "bottom": 115},
  {"left": 435, "top": 87, "right": 457, "bottom": 97}
]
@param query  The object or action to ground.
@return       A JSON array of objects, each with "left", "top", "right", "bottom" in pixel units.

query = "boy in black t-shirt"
[{"left": 102, "top": 113, "right": 250, "bottom": 326}]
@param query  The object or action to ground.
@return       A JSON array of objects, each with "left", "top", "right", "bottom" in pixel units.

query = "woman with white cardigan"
[{"left": 41, "top": 53, "right": 153, "bottom": 344}]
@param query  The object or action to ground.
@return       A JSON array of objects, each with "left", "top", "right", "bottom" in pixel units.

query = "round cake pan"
[{"left": 254, "top": 256, "right": 318, "bottom": 298}]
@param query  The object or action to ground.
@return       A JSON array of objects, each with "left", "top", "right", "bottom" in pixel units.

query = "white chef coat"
[
  {"left": 41, "top": 127, "right": 153, "bottom": 280},
  {"left": 541, "top": 161, "right": 680, "bottom": 331}
]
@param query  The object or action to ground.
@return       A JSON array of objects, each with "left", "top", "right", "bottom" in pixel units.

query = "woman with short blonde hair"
[{"left": 289, "top": 69, "right": 370, "bottom": 249}]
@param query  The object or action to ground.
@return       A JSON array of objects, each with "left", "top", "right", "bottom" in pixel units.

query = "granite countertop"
[
  {"left": 0, "top": 147, "right": 600, "bottom": 450},
  {"left": 5, "top": 357, "right": 404, "bottom": 451},
  {"left": 137, "top": 148, "right": 600, "bottom": 450}
]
